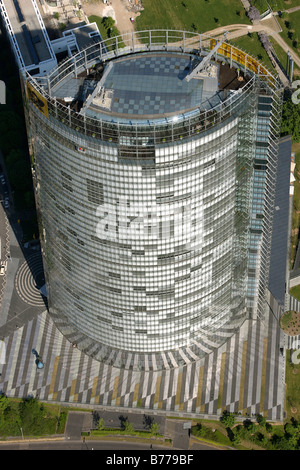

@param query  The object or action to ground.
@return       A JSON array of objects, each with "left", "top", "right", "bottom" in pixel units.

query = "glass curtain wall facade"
[
  {"left": 248, "top": 91, "right": 283, "bottom": 318},
  {"left": 21, "top": 31, "right": 283, "bottom": 370}
]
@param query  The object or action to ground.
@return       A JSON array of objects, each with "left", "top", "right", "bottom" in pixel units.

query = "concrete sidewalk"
[{"left": 65, "top": 411, "right": 93, "bottom": 440}]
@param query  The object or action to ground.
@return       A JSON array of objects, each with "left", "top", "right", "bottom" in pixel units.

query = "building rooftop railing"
[{"left": 24, "top": 30, "right": 282, "bottom": 146}]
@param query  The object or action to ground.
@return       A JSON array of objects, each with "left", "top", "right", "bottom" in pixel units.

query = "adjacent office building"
[{"left": 0, "top": 2, "right": 284, "bottom": 370}]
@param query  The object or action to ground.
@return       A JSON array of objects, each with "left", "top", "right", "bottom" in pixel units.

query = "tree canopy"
[{"left": 281, "top": 98, "right": 300, "bottom": 142}]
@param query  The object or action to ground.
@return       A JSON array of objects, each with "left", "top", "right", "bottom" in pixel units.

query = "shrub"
[
  {"left": 220, "top": 411, "right": 235, "bottom": 428},
  {"left": 256, "top": 414, "right": 266, "bottom": 427},
  {"left": 191, "top": 423, "right": 218, "bottom": 441}
]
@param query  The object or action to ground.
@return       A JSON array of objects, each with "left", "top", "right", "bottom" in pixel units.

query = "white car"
[{"left": 0, "top": 261, "right": 7, "bottom": 275}]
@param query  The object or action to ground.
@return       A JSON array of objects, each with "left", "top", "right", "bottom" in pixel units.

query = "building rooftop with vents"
[
  {"left": 0, "top": 0, "right": 57, "bottom": 74},
  {"left": 50, "top": 49, "right": 251, "bottom": 126}
]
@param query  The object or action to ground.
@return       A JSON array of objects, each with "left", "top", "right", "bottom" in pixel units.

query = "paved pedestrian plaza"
[
  {"left": 0, "top": 210, "right": 292, "bottom": 421},
  {"left": 0, "top": 290, "right": 287, "bottom": 421}
]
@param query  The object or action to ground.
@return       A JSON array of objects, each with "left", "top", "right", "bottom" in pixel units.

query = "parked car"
[
  {"left": 4, "top": 197, "right": 9, "bottom": 208},
  {"left": 75, "top": 146, "right": 86, "bottom": 153}
]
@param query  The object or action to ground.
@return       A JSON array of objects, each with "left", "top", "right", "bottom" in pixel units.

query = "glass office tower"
[{"left": 22, "top": 31, "right": 283, "bottom": 370}]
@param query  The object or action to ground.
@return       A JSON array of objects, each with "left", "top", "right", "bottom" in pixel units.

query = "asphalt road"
[
  {"left": 0, "top": 439, "right": 169, "bottom": 450},
  {"left": 0, "top": 438, "right": 219, "bottom": 451},
  {"left": 0, "top": 202, "right": 8, "bottom": 306}
]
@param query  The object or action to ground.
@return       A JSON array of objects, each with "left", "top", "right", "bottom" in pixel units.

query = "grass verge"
[{"left": 135, "top": 0, "right": 250, "bottom": 33}]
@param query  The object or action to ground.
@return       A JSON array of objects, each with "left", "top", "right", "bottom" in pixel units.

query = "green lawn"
[
  {"left": 290, "top": 285, "right": 300, "bottom": 300},
  {"left": 253, "top": 0, "right": 300, "bottom": 14},
  {"left": 277, "top": 10, "right": 300, "bottom": 55},
  {"left": 252, "top": 0, "right": 270, "bottom": 13},
  {"left": 135, "top": 0, "right": 250, "bottom": 34},
  {"left": 269, "top": 36, "right": 291, "bottom": 75},
  {"left": 89, "top": 15, "right": 125, "bottom": 48},
  {"left": 276, "top": 0, "right": 300, "bottom": 10},
  {"left": 270, "top": 34, "right": 300, "bottom": 80},
  {"left": 0, "top": 398, "right": 68, "bottom": 438},
  {"left": 89, "top": 15, "right": 110, "bottom": 40}
]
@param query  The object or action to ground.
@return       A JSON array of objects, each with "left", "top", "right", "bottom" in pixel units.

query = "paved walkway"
[
  {"left": 271, "top": 31, "right": 300, "bottom": 69},
  {"left": 65, "top": 411, "right": 93, "bottom": 440}
]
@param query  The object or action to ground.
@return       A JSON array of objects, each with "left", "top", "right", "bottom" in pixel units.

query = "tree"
[
  {"left": 271, "top": 434, "right": 294, "bottom": 450},
  {"left": 18, "top": 396, "right": 56, "bottom": 435},
  {"left": 256, "top": 413, "right": 266, "bottom": 427},
  {"left": 102, "top": 16, "right": 115, "bottom": 30},
  {"left": 284, "top": 422, "right": 299, "bottom": 448},
  {"left": 220, "top": 410, "right": 235, "bottom": 428},
  {"left": 150, "top": 422, "right": 160, "bottom": 437},
  {"left": 108, "top": 27, "right": 119, "bottom": 39},
  {"left": 254, "top": 431, "right": 268, "bottom": 447},
  {"left": 243, "top": 418, "right": 256, "bottom": 431},
  {"left": 192, "top": 422, "right": 205, "bottom": 437},
  {"left": 231, "top": 429, "right": 241, "bottom": 445},
  {"left": 281, "top": 99, "right": 300, "bottom": 142},
  {"left": 123, "top": 419, "right": 134, "bottom": 434},
  {"left": 265, "top": 421, "right": 272, "bottom": 433},
  {"left": 97, "top": 417, "right": 105, "bottom": 431},
  {"left": 0, "top": 394, "right": 10, "bottom": 414}
]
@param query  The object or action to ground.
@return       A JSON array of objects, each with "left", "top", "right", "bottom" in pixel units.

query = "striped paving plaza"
[
  {"left": 0, "top": 291, "right": 287, "bottom": 421},
  {"left": 14, "top": 253, "right": 45, "bottom": 307}
]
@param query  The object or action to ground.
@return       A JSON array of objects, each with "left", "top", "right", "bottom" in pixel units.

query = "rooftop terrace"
[
  {"left": 25, "top": 30, "right": 279, "bottom": 142},
  {"left": 51, "top": 50, "right": 250, "bottom": 124}
]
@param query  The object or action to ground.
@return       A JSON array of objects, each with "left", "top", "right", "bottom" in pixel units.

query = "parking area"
[
  {"left": 0, "top": 202, "right": 9, "bottom": 315},
  {"left": 92, "top": 408, "right": 166, "bottom": 434},
  {"left": 0, "top": 162, "right": 10, "bottom": 310},
  {"left": 0, "top": 166, "right": 10, "bottom": 212}
]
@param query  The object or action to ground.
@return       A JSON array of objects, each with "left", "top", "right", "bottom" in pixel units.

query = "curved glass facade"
[{"left": 22, "top": 31, "right": 283, "bottom": 370}]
